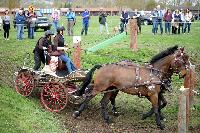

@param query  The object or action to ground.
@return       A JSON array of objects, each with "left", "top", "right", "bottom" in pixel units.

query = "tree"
[
  {"left": 125, "top": 0, "right": 146, "bottom": 10},
  {"left": 0, "top": 0, "right": 20, "bottom": 9},
  {"left": 146, "top": 0, "right": 157, "bottom": 10},
  {"left": 115, "top": 0, "right": 126, "bottom": 11}
]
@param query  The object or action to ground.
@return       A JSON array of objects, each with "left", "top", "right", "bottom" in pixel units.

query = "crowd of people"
[
  {"left": 0, "top": 6, "right": 195, "bottom": 42},
  {"left": 151, "top": 5, "right": 193, "bottom": 35}
]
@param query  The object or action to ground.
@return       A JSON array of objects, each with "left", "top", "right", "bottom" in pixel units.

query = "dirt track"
[{"left": 1, "top": 60, "right": 200, "bottom": 133}]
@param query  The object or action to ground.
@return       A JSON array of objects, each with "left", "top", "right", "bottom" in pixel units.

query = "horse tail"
[{"left": 77, "top": 64, "right": 102, "bottom": 96}]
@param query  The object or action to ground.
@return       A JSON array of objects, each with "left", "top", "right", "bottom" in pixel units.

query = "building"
[
  {"left": 60, "top": 7, "right": 119, "bottom": 16},
  {"left": 0, "top": 8, "right": 9, "bottom": 16}
]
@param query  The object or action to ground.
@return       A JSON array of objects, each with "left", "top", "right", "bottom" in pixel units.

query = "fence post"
[
  {"left": 129, "top": 18, "right": 137, "bottom": 50},
  {"left": 72, "top": 36, "right": 81, "bottom": 69},
  {"left": 178, "top": 86, "right": 190, "bottom": 133},
  {"left": 178, "top": 65, "right": 196, "bottom": 133}
]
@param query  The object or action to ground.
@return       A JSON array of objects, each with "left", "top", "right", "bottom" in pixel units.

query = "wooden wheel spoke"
[
  {"left": 41, "top": 82, "right": 68, "bottom": 112},
  {"left": 55, "top": 99, "right": 65, "bottom": 109},
  {"left": 46, "top": 98, "right": 54, "bottom": 106}
]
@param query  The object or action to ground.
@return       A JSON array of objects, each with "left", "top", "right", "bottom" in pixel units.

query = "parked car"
[
  {"left": 194, "top": 13, "right": 200, "bottom": 20},
  {"left": 13, "top": 9, "right": 52, "bottom": 31},
  {"left": 127, "top": 11, "right": 153, "bottom": 25}
]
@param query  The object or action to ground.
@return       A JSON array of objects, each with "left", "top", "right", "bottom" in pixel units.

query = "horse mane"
[{"left": 149, "top": 45, "right": 178, "bottom": 64}]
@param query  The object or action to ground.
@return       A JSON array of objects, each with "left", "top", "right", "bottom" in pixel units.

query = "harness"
[{"left": 114, "top": 61, "right": 173, "bottom": 97}]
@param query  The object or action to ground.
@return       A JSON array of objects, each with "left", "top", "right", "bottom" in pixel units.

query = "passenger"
[
  {"left": 33, "top": 30, "right": 54, "bottom": 70},
  {"left": 53, "top": 26, "right": 77, "bottom": 74}
]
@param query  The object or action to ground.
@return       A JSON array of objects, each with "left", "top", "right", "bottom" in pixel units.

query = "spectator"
[
  {"left": 99, "top": 8, "right": 109, "bottom": 34},
  {"left": 179, "top": 9, "right": 186, "bottom": 34},
  {"left": 151, "top": 8, "right": 158, "bottom": 35},
  {"left": 0, "top": 16, "right": 2, "bottom": 31},
  {"left": 27, "top": 9, "right": 37, "bottom": 39},
  {"left": 132, "top": 9, "right": 141, "bottom": 34},
  {"left": 156, "top": 5, "right": 163, "bottom": 34},
  {"left": 3, "top": 10, "right": 10, "bottom": 40},
  {"left": 120, "top": 9, "right": 129, "bottom": 34},
  {"left": 15, "top": 9, "right": 26, "bottom": 40},
  {"left": 66, "top": 8, "right": 75, "bottom": 36},
  {"left": 184, "top": 9, "right": 193, "bottom": 34},
  {"left": 81, "top": 9, "right": 90, "bottom": 35},
  {"left": 164, "top": 9, "right": 172, "bottom": 34},
  {"left": 172, "top": 9, "right": 181, "bottom": 34},
  {"left": 52, "top": 9, "right": 60, "bottom": 33}
]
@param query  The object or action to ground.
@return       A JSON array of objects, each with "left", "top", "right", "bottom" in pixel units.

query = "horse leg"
[
  {"left": 109, "top": 90, "right": 119, "bottom": 116},
  {"left": 142, "top": 93, "right": 167, "bottom": 120},
  {"left": 101, "top": 92, "right": 112, "bottom": 124},
  {"left": 158, "top": 92, "right": 167, "bottom": 120},
  {"left": 73, "top": 95, "right": 94, "bottom": 118},
  {"left": 142, "top": 97, "right": 154, "bottom": 120},
  {"left": 150, "top": 94, "right": 165, "bottom": 130}
]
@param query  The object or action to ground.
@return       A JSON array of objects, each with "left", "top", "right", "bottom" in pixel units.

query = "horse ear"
[
  {"left": 179, "top": 47, "right": 185, "bottom": 53},
  {"left": 183, "top": 54, "right": 189, "bottom": 62}
]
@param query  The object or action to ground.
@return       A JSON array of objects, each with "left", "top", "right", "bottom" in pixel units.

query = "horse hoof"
[
  {"left": 157, "top": 124, "right": 165, "bottom": 130},
  {"left": 72, "top": 111, "right": 80, "bottom": 118},
  {"left": 160, "top": 115, "right": 165, "bottom": 121},
  {"left": 141, "top": 114, "right": 147, "bottom": 120},
  {"left": 105, "top": 117, "right": 111, "bottom": 125},
  {"left": 113, "top": 111, "right": 120, "bottom": 117}
]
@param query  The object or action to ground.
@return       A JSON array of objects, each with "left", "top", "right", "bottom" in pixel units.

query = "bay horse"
[{"left": 73, "top": 46, "right": 190, "bottom": 130}]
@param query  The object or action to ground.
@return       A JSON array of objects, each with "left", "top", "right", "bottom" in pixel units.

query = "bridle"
[{"left": 170, "top": 49, "right": 190, "bottom": 78}]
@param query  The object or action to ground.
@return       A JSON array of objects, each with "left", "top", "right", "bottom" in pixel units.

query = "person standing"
[
  {"left": 33, "top": 30, "right": 54, "bottom": 70},
  {"left": 179, "top": 9, "right": 186, "bottom": 34},
  {"left": 15, "top": 9, "right": 26, "bottom": 40},
  {"left": 184, "top": 9, "right": 193, "bottom": 34},
  {"left": 120, "top": 9, "right": 129, "bottom": 34},
  {"left": 156, "top": 5, "right": 163, "bottom": 34},
  {"left": 99, "top": 8, "right": 109, "bottom": 34},
  {"left": 132, "top": 9, "right": 141, "bottom": 34},
  {"left": 27, "top": 9, "right": 36, "bottom": 39},
  {"left": 151, "top": 8, "right": 158, "bottom": 35},
  {"left": 52, "top": 9, "right": 60, "bottom": 33},
  {"left": 172, "top": 9, "right": 181, "bottom": 34},
  {"left": 66, "top": 8, "right": 75, "bottom": 36},
  {"left": 0, "top": 16, "right": 2, "bottom": 31},
  {"left": 3, "top": 10, "right": 10, "bottom": 40},
  {"left": 81, "top": 9, "right": 90, "bottom": 35},
  {"left": 164, "top": 9, "right": 172, "bottom": 34}
]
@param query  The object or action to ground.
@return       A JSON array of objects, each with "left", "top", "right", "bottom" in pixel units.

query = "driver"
[
  {"left": 53, "top": 26, "right": 77, "bottom": 74},
  {"left": 33, "top": 30, "right": 54, "bottom": 70}
]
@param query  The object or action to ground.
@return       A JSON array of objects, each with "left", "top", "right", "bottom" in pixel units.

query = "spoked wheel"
[
  {"left": 67, "top": 82, "right": 85, "bottom": 105},
  {"left": 41, "top": 82, "right": 68, "bottom": 112},
  {"left": 15, "top": 69, "right": 35, "bottom": 96}
]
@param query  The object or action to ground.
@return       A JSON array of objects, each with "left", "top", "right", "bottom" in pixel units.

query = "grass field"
[{"left": 0, "top": 16, "right": 200, "bottom": 132}]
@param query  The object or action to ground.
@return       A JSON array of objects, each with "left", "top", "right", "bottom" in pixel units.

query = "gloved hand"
[{"left": 43, "top": 47, "right": 47, "bottom": 50}]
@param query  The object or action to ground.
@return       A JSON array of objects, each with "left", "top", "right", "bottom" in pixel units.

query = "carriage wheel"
[
  {"left": 67, "top": 82, "right": 85, "bottom": 105},
  {"left": 15, "top": 70, "right": 35, "bottom": 96},
  {"left": 41, "top": 82, "right": 68, "bottom": 112}
]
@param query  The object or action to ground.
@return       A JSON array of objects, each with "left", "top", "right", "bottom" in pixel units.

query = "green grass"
[
  {"left": 0, "top": 84, "right": 67, "bottom": 133},
  {"left": 0, "top": 16, "right": 200, "bottom": 132}
]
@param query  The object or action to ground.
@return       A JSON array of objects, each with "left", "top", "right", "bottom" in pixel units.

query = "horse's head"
[{"left": 171, "top": 47, "right": 190, "bottom": 78}]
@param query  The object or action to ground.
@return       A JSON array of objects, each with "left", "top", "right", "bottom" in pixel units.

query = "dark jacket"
[
  {"left": 52, "top": 34, "right": 65, "bottom": 55},
  {"left": 99, "top": 13, "right": 107, "bottom": 25},
  {"left": 34, "top": 37, "right": 52, "bottom": 54},
  {"left": 121, "top": 12, "right": 129, "bottom": 23},
  {"left": 174, "top": 14, "right": 181, "bottom": 22}
]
